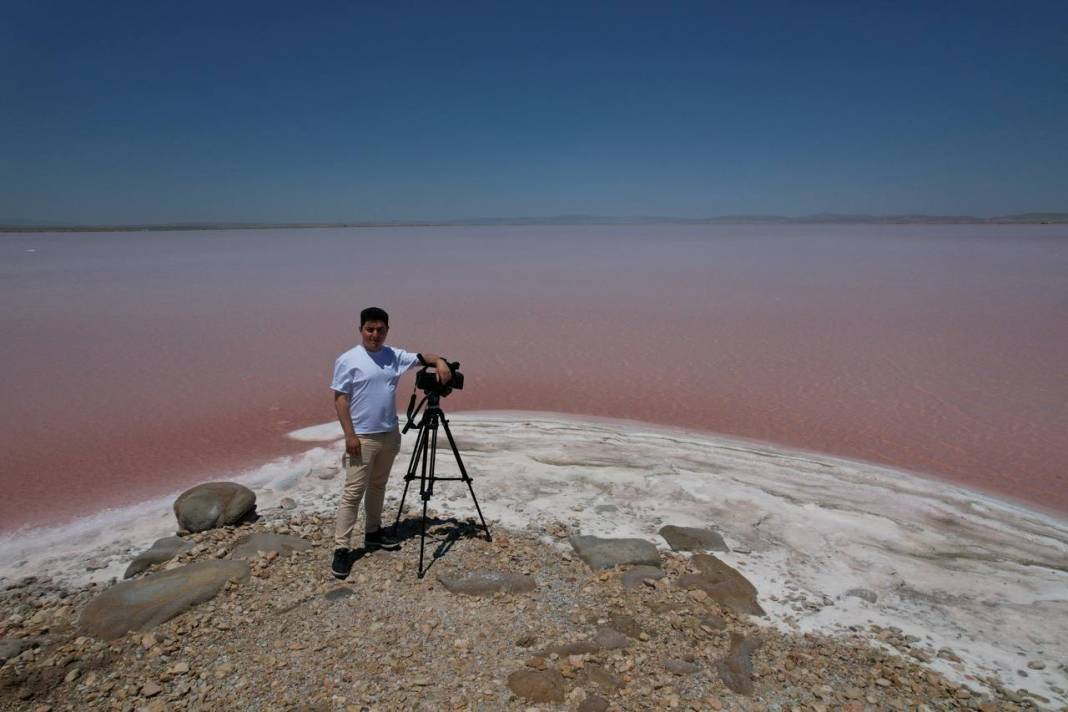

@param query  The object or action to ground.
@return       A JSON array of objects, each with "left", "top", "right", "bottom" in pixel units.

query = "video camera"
[{"left": 415, "top": 360, "right": 464, "bottom": 397}]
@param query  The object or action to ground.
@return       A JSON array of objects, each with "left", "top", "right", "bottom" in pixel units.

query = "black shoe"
[
  {"left": 331, "top": 548, "right": 353, "bottom": 579},
  {"left": 364, "top": 529, "right": 401, "bottom": 550}
]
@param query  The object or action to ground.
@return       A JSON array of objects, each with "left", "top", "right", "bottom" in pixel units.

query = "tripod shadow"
[{"left": 391, "top": 515, "right": 489, "bottom": 575}]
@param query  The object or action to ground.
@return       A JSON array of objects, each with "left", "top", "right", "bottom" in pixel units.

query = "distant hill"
[{"left": 3, "top": 213, "right": 1067, "bottom": 232}]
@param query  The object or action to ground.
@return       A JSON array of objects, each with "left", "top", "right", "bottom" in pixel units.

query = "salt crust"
[{"left": 2, "top": 411, "right": 1066, "bottom": 703}]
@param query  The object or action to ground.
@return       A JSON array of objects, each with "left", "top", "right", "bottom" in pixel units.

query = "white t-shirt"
[{"left": 331, "top": 345, "right": 420, "bottom": 434}]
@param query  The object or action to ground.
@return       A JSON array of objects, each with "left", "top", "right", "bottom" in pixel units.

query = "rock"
[
  {"left": 543, "top": 627, "right": 630, "bottom": 657},
  {"left": 665, "top": 658, "right": 701, "bottom": 675},
  {"left": 658, "top": 525, "right": 728, "bottom": 552},
  {"left": 323, "top": 587, "right": 356, "bottom": 602},
  {"left": 141, "top": 681, "right": 162, "bottom": 697},
  {"left": 606, "top": 614, "right": 643, "bottom": 639},
  {"left": 717, "top": 633, "right": 763, "bottom": 696},
  {"left": 578, "top": 694, "right": 609, "bottom": 712},
  {"left": 581, "top": 664, "right": 623, "bottom": 693},
  {"left": 547, "top": 640, "right": 600, "bottom": 656},
  {"left": 79, "top": 560, "right": 250, "bottom": 639},
  {"left": 506, "top": 669, "right": 565, "bottom": 703},
  {"left": 124, "top": 537, "right": 193, "bottom": 579},
  {"left": 620, "top": 565, "right": 666, "bottom": 589},
  {"left": 678, "top": 553, "right": 765, "bottom": 616},
  {"left": 1027, "top": 660, "right": 1046, "bottom": 670},
  {"left": 844, "top": 587, "right": 878, "bottom": 604},
  {"left": 568, "top": 535, "right": 661, "bottom": 570},
  {"left": 700, "top": 614, "right": 727, "bottom": 630},
  {"left": 0, "top": 637, "right": 44, "bottom": 662},
  {"left": 592, "top": 627, "right": 631, "bottom": 650},
  {"left": 937, "top": 647, "right": 961, "bottom": 662},
  {"left": 316, "top": 468, "right": 338, "bottom": 480},
  {"left": 437, "top": 570, "right": 537, "bottom": 596},
  {"left": 229, "top": 533, "right": 311, "bottom": 560},
  {"left": 279, "top": 497, "right": 297, "bottom": 509},
  {"left": 173, "top": 482, "right": 256, "bottom": 533},
  {"left": 85, "top": 559, "right": 108, "bottom": 571}
]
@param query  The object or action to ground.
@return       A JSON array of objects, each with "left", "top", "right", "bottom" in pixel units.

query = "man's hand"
[
  {"left": 345, "top": 433, "right": 361, "bottom": 458},
  {"left": 435, "top": 358, "right": 452, "bottom": 385},
  {"left": 334, "top": 391, "right": 361, "bottom": 459}
]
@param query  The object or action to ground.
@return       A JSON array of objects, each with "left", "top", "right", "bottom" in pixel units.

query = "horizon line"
[{"left": 3, "top": 211, "right": 1068, "bottom": 233}]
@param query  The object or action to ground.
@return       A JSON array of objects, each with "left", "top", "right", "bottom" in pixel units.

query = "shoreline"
[
  {"left": 2, "top": 411, "right": 1067, "bottom": 705},
  {"left": 5, "top": 407, "right": 1065, "bottom": 539}
]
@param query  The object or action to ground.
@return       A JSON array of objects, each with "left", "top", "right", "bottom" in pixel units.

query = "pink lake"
[{"left": 1, "top": 224, "right": 1066, "bottom": 531}]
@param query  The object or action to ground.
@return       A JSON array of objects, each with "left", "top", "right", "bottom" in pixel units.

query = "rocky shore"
[{"left": 1, "top": 484, "right": 1060, "bottom": 711}]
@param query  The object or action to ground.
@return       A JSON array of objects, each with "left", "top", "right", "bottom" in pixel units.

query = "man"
[{"left": 329, "top": 306, "right": 452, "bottom": 579}]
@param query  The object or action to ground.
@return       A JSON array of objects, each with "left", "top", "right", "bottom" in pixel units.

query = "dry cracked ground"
[{"left": 0, "top": 507, "right": 1058, "bottom": 712}]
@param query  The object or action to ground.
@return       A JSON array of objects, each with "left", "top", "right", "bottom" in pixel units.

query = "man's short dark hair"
[{"left": 360, "top": 307, "right": 389, "bottom": 328}]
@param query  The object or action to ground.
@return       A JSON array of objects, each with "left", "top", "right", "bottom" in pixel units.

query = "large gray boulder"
[
  {"left": 173, "top": 482, "right": 256, "bottom": 532},
  {"left": 229, "top": 533, "right": 311, "bottom": 560},
  {"left": 659, "top": 525, "right": 729, "bottom": 552},
  {"left": 124, "top": 536, "right": 193, "bottom": 579},
  {"left": 79, "top": 560, "right": 250, "bottom": 639},
  {"left": 568, "top": 535, "right": 661, "bottom": 570},
  {"left": 678, "top": 552, "right": 765, "bottom": 617},
  {"left": 437, "top": 570, "right": 536, "bottom": 596}
]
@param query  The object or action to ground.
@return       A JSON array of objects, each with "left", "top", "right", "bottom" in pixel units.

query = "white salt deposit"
[{"left": 2, "top": 411, "right": 1066, "bottom": 705}]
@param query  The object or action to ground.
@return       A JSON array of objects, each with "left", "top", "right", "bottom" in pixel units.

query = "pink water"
[{"left": 2, "top": 225, "right": 1066, "bottom": 531}]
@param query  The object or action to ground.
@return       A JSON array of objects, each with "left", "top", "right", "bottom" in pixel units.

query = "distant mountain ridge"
[{"left": 2, "top": 212, "right": 1067, "bottom": 232}]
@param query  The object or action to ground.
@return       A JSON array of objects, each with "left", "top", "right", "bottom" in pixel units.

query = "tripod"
[{"left": 392, "top": 391, "right": 491, "bottom": 577}]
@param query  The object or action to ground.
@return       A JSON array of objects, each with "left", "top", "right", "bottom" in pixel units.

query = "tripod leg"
[
  {"left": 417, "top": 416, "right": 433, "bottom": 578},
  {"left": 393, "top": 422, "right": 428, "bottom": 533},
  {"left": 418, "top": 494, "right": 429, "bottom": 578},
  {"left": 439, "top": 416, "right": 492, "bottom": 542},
  {"left": 426, "top": 415, "right": 439, "bottom": 500}
]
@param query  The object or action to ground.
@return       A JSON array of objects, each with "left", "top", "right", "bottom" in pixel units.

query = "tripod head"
[{"left": 403, "top": 388, "right": 445, "bottom": 434}]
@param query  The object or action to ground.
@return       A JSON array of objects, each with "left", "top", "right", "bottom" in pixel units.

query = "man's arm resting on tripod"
[
  {"left": 333, "top": 391, "right": 361, "bottom": 456},
  {"left": 417, "top": 352, "right": 452, "bottom": 385}
]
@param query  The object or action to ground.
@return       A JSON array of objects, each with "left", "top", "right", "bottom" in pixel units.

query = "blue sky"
[{"left": 2, "top": 1, "right": 1066, "bottom": 223}]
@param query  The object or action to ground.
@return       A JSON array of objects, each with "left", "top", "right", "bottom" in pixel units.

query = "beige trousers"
[{"left": 333, "top": 429, "right": 402, "bottom": 548}]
